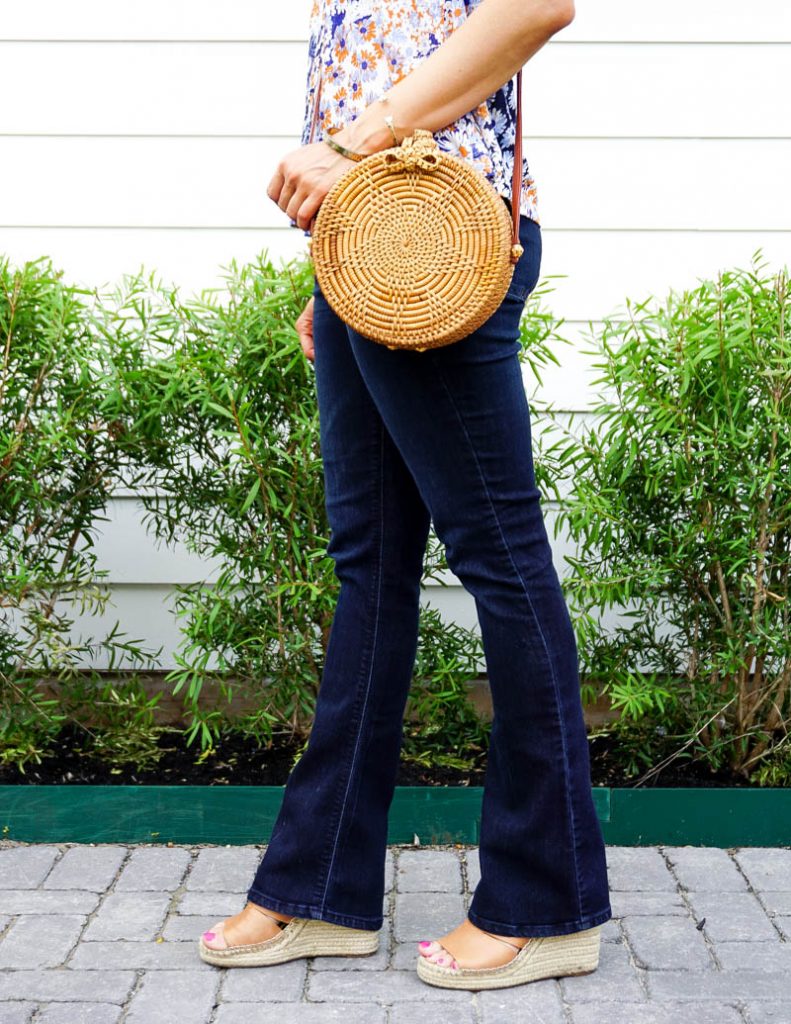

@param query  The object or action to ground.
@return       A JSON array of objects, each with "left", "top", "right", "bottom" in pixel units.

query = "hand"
[
  {"left": 295, "top": 295, "right": 316, "bottom": 363},
  {"left": 267, "top": 141, "right": 356, "bottom": 232}
]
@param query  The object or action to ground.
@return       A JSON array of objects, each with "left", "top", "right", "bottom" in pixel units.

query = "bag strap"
[
  {"left": 510, "top": 68, "right": 524, "bottom": 259},
  {"left": 309, "top": 65, "right": 524, "bottom": 256}
]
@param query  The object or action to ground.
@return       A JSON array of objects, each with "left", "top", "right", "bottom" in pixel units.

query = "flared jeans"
[{"left": 247, "top": 209, "right": 612, "bottom": 938}]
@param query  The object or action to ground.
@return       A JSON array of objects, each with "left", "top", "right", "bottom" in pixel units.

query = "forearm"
[{"left": 334, "top": 0, "right": 574, "bottom": 155}]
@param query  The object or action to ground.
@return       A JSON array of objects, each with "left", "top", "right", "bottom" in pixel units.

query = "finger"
[
  {"left": 295, "top": 192, "right": 323, "bottom": 233},
  {"left": 266, "top": 170, "right": 285, "bottom": 204}
]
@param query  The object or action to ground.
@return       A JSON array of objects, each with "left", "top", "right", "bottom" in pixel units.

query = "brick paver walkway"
[{"left": 1, "top": 843, "right": 790, "bottom": 1022}]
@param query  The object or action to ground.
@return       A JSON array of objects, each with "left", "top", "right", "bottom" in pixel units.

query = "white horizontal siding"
[{"left": 1, "top": 4, "right": 788, "bottom": 669}]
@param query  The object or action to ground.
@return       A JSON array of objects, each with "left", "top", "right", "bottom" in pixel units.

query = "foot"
[
  {"left": 201, "top": 901, "right": 294, "bottom": 951},
  {"left": 417, "top": 918, "right": 530, "bottom": 971}
]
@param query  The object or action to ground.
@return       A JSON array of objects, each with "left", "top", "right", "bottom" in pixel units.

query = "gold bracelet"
[
  {"left": 322, "top": 107, "right": 404, "bottom": 162},
  {"left": 323, "top": 134, "right": 368, "bottom": 162},
  {"left": 377, "top": 95, "right": 403, "bottom": 145},
  {"left": 383, "top": 114, "right": 401, "bottom": 146}
]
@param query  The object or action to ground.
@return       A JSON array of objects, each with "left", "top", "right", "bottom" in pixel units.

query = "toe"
[
  {"left": 201, "top": 921, "right": 228, "bottom": 950},
  {"left": 419, "top": 940, "right": 458, "bottom": 969}
]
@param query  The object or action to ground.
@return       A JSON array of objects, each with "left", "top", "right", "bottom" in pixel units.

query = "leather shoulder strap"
[{"left": 510, "top": 68, "right": 524, "bottom": 256}]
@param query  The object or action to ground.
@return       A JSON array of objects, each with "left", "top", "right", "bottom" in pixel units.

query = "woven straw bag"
[{"left": 308, "top": 70, "right": 526, "bottom": 352}]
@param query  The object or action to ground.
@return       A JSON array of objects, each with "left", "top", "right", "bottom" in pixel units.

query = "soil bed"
[{"left": 0, "top": 723, "right": 761, "bottom": 788}]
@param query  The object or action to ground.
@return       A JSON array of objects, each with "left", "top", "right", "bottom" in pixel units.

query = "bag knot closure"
[{"left": 383, "top": 129, "right": 441, "bottom": 172}]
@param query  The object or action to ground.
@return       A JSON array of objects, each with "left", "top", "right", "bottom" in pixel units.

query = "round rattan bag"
[{"left": 309, "top": 128, "right": 518, "bottom": 352}]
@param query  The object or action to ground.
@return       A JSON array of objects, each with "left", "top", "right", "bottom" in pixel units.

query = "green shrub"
[
  {"left": 549, "top": 256, "right": 791, "bottom": 783},
  {"left": 0, "top": 256, "right": 159, "bottom": 770}
]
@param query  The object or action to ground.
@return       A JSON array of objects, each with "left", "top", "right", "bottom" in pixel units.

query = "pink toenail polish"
[
  {"left": 419, "top": 941, "right": 430, "bottom": 947},
  {"left": 437, "top": 957, "right": 445, "bottom": 963},
  {"left": 203, "top": 931, "right": 216, "bottom": 940}
]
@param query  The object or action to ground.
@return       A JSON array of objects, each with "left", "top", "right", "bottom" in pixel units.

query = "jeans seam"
[
  {"left": 318, "top": 417, "right": 386, "bottom": 915},
  {"left": 430, "top": 357, "right": 585, "bottom": 922}
]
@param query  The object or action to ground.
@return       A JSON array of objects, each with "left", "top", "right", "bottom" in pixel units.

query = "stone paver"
[
  {"left": 392, "top": 1004, "right": 477, "bottom": 1024},
  {"left": 184, "top": 848, "right": 262, "bottom": 892},
  {"left": 69, "top": 939, "right": 213, "bottom": 971},
  {"left": 713, "top": 940, "right": 791, "bottom": 972},
  {"left": 605, "top": 847, "right": 677, "bottom": 891},
  {"left": 0, "top": 916, "right": 85, "bottom": 970},
  {"left": 124, "top": 970, "right": 219, "bottom": 1023},
  {"left": 215, "top": 1006, "right": 386, "bottom": 1024},
  {"left": 478, "top": 979, "right": 565, "bottom": 1023},
  {"left": 0, "top": 849, "right": 61, "bottom": 889},
  {"left": 774, "top": 916, "right": 791, "bottom": 940},
  {"left": 759, "top": 891, "right": 791, "bottom": 915},
  {"left": 0, "top": 842, "right": 789, "bottom": 1020},
  {"left": 610, "top": 890, "right": 688, "bottom": 916},
  {"left": 42, "top": 848, "right": 127, "bottom": 893},
  {"left": 393, "top": 891, "right": 466, "bottom": 942},
  {"left": 646, "top": 969, "right": 790, "bottom": 1001},
  {"left": 83, "top": 892, "right": 171, "bottom": 941},
  {"left": 0, "top": 891, "right": 99, "bottom": 916},
  {"left": 568, "top": 1003, "right": 743, "bottom": 1023},
  {"left": 396, "top": 850, "right": 462, "bottom": 893},
  {"left": 664, "top": 846, "right": 748, "bottom": 892},
  {"left": 686, "top": 891, "right": 779, "bottom": 942},
  {"left": 0, "top": 971, "right": 135, "bottom": 1003},
  {"left": 0, "top": 1005, "right": 35, "bottom": 1024},
  {"left": 560, "top": 940, "right": 647, "bottom": 1003},
  {"left": 114, "top": 847, "right": 191, "bottom": 892},
  {"left": 733, "top": 848, "right": 791, "bottom": 890},
  {"left": 220, "top": 960, "right": 306, "bottom": 1001},
  {"left": 621, "top": 914, "right": 713, "bottom": 970},
  {"left": 743, "top": 1004, "right": 791, "bottom": 1023},
  {"left": 36, "top": 1005, "right": 122, "bottom": 1024}
]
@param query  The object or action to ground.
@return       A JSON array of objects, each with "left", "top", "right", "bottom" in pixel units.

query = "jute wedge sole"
[
  {"left": 198, "top": 916, "right": 380, "bottom": 968},
  {"left": 416, "top": 923, "right": 601, "bottom": 990}
]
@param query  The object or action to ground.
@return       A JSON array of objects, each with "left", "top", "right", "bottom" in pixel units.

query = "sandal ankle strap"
[
  {"left": 247, "top": 902, "right": 290, "bottom": 928},
  {"left": 482, "top": 930, "right": 528, "bottom": 951}
]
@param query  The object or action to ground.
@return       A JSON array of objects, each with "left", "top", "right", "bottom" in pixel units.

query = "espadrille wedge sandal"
[
  {"left": 198, "top": 904, "right": 380, "bottom": 968},
  {"left": 415, "top": 923, "right": 601, "bottom": 990}
]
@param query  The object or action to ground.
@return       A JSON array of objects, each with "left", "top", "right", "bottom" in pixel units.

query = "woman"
[{"left": 198, "top": 0, "right": 612, "bottom": 990}]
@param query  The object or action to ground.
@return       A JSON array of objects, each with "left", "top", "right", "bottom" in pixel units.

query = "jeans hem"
[
  {"left": 246, "top": 887, "right": 384, "bottom": 932},
  {"left": 466, "top": 905, "right": 612, "bottom": 938}
]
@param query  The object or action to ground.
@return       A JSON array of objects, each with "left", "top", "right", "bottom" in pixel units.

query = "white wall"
[{"left": 1, "top": 2, "right": 789, "bottom": 668}]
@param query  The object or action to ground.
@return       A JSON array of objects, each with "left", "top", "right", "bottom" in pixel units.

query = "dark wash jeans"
[{"left": 247, "top": 207, "right": 613, "bottom": 938}]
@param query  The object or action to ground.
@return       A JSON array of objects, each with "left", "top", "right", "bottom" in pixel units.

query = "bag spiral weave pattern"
[{"left": 310, "top": 128, "right": 516, "bottom": 352}]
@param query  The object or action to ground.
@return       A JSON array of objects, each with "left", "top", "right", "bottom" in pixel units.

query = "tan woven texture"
[
  {"left": 415, "top": 924, "right": 601, "bottom": 990},
  {"left": 311, "top": 129, "right": 516, "bottom": 352},
  {"left": 197, "top": 917, "right": 380, "bottom": 967}
]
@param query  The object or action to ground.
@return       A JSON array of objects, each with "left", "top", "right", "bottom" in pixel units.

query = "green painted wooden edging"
[{"left": 1, "top": 785, "right": 790, "bottom": 847}]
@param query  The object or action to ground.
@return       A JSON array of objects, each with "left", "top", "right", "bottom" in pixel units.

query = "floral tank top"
[{"left": 298, "top": 0, "right": 540, "bottom": 230}]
